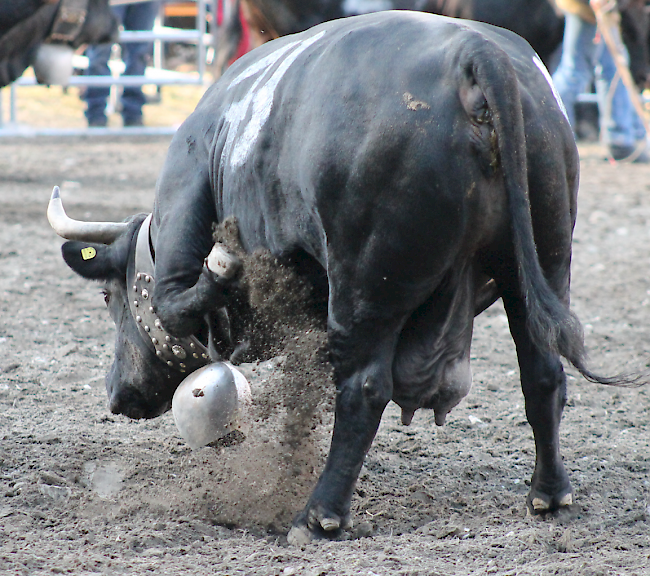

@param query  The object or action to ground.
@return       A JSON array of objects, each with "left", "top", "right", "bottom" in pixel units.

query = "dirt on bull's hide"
[{"left": 201, "top": 217, "right": 335, "bottom": 531}]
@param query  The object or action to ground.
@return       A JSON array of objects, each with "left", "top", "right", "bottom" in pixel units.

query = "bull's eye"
[{"left": 100, "top": 289, "right": 110, "bottom": 306}]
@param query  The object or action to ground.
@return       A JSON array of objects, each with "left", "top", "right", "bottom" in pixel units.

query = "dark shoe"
[
  {"left": 88, "top": 117, "right": 107, "bottom": 128},
  {"left": 123, "top": 116, "right": 143, "bottom": 127},
  {"left": 609, "top": 144, "right": 649, "bottom": 163}
]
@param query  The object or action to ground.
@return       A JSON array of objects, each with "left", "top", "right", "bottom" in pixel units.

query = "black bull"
[
  {"left": 218, "top": 0, "right": 649, "bottom": 86},
  {"left": 222, "top": 0, "right": 565, "bottom": 67},
  {"left": 49, "top": 12, "right": 639, "bottom": 542}
]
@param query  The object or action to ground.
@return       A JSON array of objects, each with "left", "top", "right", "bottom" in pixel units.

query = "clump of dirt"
[
  {"left": 194, "top": 217, "right": 335, "bottom": 531},
  {"left": 213, "top": 216, "right": 325, "bottom": 360}
]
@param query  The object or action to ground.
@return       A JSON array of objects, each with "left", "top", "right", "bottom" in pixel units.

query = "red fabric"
[
  {"left": 217, "top": 0, "right": 252, "bottom": 65},
  {"left": 233, "top": 4, "right": 250, "bottom": 62}
]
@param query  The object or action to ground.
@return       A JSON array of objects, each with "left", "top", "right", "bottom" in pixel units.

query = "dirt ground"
[{"left": 1, "top": 119, "right": 649, "bottom": 575}]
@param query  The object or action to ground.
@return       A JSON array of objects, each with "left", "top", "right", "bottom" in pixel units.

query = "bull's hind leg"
[{"left": 501, "top": 294, "right": 573, "bottom": 513}]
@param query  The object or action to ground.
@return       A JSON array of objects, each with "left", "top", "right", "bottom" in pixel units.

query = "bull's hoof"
[
  {"left": 287, "top": 508, "right": 353, "bottom": 546},
  {"left": 527, "top": 488, "right": 573, "bottom": 514},
  {"left": 287, "top": 525, "right": 314, "bottom": 547}
]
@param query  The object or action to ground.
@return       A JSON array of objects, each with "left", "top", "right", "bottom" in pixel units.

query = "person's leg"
[
  {"left": 551, "top": 14, "right": 598, "bottom": 132},
  {"left": 120, "top": 2, "right": 161, "bottom": 125},
  {"left": 83, "top": 43, "right": 113, "bottom": 126},
  {"left": 596, "top": 45, "right": 635, "bottom": 148},
  {"left": 82, "top": 5, "right": 127, "bottom": 126},
  {"left": 596, "top": 44, "right": 648, "bottom": 160}
]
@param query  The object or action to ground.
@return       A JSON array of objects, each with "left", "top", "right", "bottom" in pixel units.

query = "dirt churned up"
[{"left": 193, "top": 218, "right": 335, "bottom": 531}]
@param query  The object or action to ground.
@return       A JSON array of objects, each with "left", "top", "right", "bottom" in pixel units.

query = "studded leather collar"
[
  {"left": 48, "top": 0, "right": 89, "bottom": 43},
  {"left": 127, "top": 215, "right": 211, "bottom": 374}
]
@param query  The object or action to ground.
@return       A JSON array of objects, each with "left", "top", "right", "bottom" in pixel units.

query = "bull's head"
[
  {"left": 0, "top": 0, "right": 119, "bottom": 88},
  {"left": 43, "top": 0, "right": 119, "bottom": 48},
  {"left": 47, "top": 187, "right": 240, "bottom": 419},
  {"left": 33, "top": 0, "right": 119, "bottom": 85},
  {"left": 76, "top": 0, "right": 120, "bottom": 47}
]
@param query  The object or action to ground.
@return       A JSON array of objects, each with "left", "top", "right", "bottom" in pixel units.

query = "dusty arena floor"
[{"left": 1, "top": 107, "right": 649, "bottom": 574}]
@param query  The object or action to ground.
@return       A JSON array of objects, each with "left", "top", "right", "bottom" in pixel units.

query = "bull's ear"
[{"left": 61, "top": 241, "right": 123, "bottom": 280}]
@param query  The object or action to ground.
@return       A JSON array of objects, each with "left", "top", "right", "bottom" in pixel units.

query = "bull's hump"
[{"left": 217, "top": 13, "right": 448, "bottom": 174}]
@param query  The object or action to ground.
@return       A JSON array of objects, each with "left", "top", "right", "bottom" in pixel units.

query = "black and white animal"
[
  {"left": 0, "top": 0, "right": 118, "bottom": 87},
  {"left": 217, "top": 0, "right": 649, "bottom": 84},
  {"left": 48, "top": 11, "right": 638, "bottom": 543}
]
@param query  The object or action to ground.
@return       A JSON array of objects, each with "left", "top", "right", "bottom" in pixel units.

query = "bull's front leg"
[
  {"left": 288, "top": 338, "right": 395, "bottom": 545},
  {"left": 502, "top": 295, "right": 573, "bottom": 513},
  {"left": 148, "top": 118, "right": 244, "bottom": 340},
  {"left": 153, "top": 248, "right": 240, "bottom": 338}
]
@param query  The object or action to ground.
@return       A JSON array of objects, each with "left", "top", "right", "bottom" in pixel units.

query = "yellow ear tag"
[{"left": 81, "top": 247, "right": 97, "bottom": 260}]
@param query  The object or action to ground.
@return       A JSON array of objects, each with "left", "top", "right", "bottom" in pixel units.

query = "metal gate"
[{"left": 0, "top": 0, "right": 213, "bottom": 137}]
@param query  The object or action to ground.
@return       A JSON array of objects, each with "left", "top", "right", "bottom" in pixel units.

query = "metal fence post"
[{"left": 0, "top": 0, "right": 212, "bottom": 137}]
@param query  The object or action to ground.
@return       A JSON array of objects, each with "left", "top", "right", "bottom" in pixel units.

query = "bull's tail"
[{"left": 459, "top": 34, "right": 645, "bottom": 387}]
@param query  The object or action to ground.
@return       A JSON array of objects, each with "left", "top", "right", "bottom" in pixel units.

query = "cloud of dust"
[{"left": 192, "top": 218, "right": 335, "bottom": 531}]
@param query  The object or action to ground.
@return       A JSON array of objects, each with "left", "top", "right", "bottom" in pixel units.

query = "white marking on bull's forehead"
[
  {"left": 223, "top": 31, "right": 326, "bottom": 170},
  {"left": 533, "top": 55, "right": 568, "bottom": 121},
  {"left": 342, "top": 0, "right": 394, "bottom": 15}
]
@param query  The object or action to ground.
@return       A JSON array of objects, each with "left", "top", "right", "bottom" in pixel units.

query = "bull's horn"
[{"left": 47, "top": 186, "right": 128, "bottom": 243}]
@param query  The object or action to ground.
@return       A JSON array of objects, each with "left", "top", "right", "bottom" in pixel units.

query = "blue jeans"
[
  {"left": 596, "top": 48, "right": 645, "bottom": 145},
  {"left": 552, "top": 12, "right": 640, "bottom": 147},
  {"left": 84, "top": 2, "right": 160, "bottom": 123}
]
